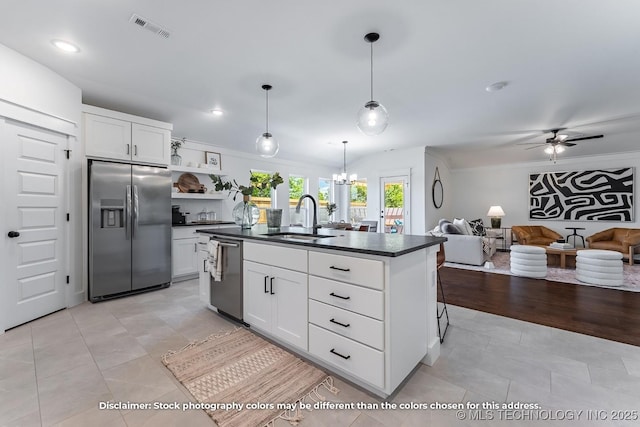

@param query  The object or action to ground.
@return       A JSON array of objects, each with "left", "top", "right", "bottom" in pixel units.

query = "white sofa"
[
  {"left": 443, "top": 234, "right": 492, "bottom": 266},
  {"left": 429, "top": 218, "right": 496, "bottom": 266}
]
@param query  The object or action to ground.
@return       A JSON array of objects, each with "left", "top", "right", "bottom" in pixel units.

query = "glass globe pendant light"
[
  {"left": 256, "top": 84, "right": 279, "bottom": 157},
  {"left": 357, "top": 32, "right": 389, "bottom": 136}
]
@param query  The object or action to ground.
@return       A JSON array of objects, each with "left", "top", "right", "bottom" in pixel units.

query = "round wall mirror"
[{"left": 432, "top": 167, "right": 443, "bottom": 209}]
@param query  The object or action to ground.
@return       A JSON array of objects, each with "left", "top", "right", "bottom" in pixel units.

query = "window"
[
  {"left": 318, "top": 177, "right": 332, "bottom": 223},
  {"left": 250, "top": 170, "right": 274, "bottom": 224},
  {"left": 350, "top": 179, "right": 367, "bottom": 223},
  {"left": 289, "top": 175, "right": 307, "bottom": 226}
]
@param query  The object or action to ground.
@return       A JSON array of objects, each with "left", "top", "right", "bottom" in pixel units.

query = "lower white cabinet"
[
  {"left": 172, "top": 236, "right": 198, "bottom": 279},
  {"left": 244, "top": 260, "right": 308, "bottom": 351},
  {"left": 309, "top": 324, "right": 384, "bottom": 388},
  {"left": 198, "top": 240, "right": 210, "bottom": 305}
]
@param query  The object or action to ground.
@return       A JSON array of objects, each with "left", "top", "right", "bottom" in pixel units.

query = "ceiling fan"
[{"left": 518, "top": 128, "right": 604, "bottom": 162}]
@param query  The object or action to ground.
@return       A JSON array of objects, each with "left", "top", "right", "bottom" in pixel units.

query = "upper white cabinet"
[
  {"left": 131, "top": 122, "right": 170, "bottom": 165},
  {"left": 83, "top": 105, "right": 172, "bottom": 166}
]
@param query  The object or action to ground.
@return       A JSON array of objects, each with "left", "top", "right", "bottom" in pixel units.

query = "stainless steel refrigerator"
[{"left": 89, "top": 160, "right": 171, "bottom": 301}]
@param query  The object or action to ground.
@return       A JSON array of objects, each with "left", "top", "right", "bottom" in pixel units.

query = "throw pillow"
[
  {"left": 453, "top": 218, "right": 473, "bottom": 235},
  {"left": 441, "top": 222, "right": 462, "bottom": 234},
  {"left": 468, "top": 218, "right": 486, "bottom": 236}
]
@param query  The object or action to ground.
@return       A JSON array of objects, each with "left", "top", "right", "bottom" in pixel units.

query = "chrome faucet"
[{"left": 295, "top": 194, "right": 321, "bottom": 232}]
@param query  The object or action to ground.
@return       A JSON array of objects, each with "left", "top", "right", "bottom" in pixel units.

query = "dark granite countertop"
[
  {"left": 196, "top": 225, "right": 446, "bottom": 257},
  {"left": 172, "top": 221, "right": 235, "bottom": 227}
]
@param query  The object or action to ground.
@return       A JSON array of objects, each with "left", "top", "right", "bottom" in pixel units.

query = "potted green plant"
[
  {"left": 326, "top": 203, "right": 337, "bottom": 221},
  {"left": 209, "top": 175, "right": 252, "bottom": 201},
  {"left": 209, "top": 172, "right": 285, "bottom": 228}
]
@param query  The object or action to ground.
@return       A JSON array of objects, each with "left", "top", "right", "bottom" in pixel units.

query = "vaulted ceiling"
[{"left": 2, "top": 0, "right": 640, "bottom": 169}]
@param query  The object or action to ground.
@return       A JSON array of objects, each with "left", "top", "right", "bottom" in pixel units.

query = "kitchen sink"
[{"left": 262, "top": 232, "right": 333, "bottom": 241}]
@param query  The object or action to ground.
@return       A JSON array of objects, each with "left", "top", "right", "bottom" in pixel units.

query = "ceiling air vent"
[{"left": 129, "top": 13, "right": 171, "bottom": 39}]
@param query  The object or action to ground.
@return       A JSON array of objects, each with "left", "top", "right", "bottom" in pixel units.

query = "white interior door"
[
  {"left": 380, "top": 175, "right": 410, "bottom": 234},
  {"left": 3, "top": 119, "right": 67, "bottom": 330}
]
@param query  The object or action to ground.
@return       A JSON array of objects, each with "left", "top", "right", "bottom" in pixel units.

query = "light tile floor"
[{"left": 1, "top": 279, "right": 639, "bottom": 426}]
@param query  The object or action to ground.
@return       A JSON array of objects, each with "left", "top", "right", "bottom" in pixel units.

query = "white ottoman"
[
  {"left": 510, "top": 245, "right": 547, "bottom": 278},
  {"left": 576, "top": 250, "right": 623, "bottom": 287}
]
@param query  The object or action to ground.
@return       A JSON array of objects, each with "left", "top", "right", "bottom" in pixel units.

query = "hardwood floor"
[{"left": 439, "top": 266, "right": 640, "bottom": 347}]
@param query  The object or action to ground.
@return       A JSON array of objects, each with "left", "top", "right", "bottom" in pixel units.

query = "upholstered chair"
[
  {"left": 586, "top": 228, "right": 640, "bottom": 265},
  {"left": 511, "top": 225, "right": 562, "bottom": 247}
]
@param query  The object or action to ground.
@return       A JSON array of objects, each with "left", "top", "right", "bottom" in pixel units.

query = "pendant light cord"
[
  {"left": 343, "top": 141, "right": 347, "bottom": 174},
  {"left": 265, "top": 89, "right": 269, "bottom": 134},
  {"left": 370, "top": 41, "right": 374, "bottom": 102}
]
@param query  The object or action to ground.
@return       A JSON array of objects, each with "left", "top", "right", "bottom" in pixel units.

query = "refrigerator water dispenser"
[{"left": 100, "top": 199, "right": 124, "bottom": 228}]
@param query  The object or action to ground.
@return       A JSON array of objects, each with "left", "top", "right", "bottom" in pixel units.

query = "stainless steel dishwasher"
[{"left": 203, "top": 234, "right": 243, "bottom": 322}]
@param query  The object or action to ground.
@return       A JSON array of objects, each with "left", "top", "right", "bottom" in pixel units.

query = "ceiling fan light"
[
  {"left": 544, "top": 146, "right": 554, "bottom": 155},
  {"left": 556, "top": 145, "right": 565, "bottom": 153}
]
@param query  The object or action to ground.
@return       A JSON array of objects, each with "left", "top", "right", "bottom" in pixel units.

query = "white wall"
[
  {"left": 350, "top": 146, "right": 427, "bottom": 235},
  {"left": 0, "top": 44, "right": 80, "bottom": 125},
  {"left": 175, "top": 139, "right": 335, "bottom": 226},
  {"left": 450, "top": 151, "right": 640, "bottom": 243},
  {"left": 425, "top": 149, "right": 453, "bottom": 230}
]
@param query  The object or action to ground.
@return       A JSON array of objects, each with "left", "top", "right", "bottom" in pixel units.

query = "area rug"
[
  {"left": 162, "top": 328, "right": 338, "bottom": 427},
  {"left": 445, "top": 251, "right": 640, "bottom": 292}
]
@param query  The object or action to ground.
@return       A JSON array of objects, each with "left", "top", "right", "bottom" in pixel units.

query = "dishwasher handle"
[{"left": 218, "top": 242, "right": 240, "bottom": 248}]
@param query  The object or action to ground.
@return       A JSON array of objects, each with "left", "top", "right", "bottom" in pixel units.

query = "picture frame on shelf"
[{"left": 205, "top": 151, "right": 221, "bottom": 171}]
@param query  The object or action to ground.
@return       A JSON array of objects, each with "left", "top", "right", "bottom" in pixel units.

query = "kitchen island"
[{"left": 197, "top": 225, "right": 446, "bottom": 397}]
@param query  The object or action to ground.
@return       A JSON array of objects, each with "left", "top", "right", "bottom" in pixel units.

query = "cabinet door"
[
  {"left": 84, "top": 113, "right": 132, "bottom": 161},
  {"left": 198, "top": 249, "right": 209, "bottom": 304},
  {"left": 271, "top": 266, "right": 308, "bottom": 350},
  {"left": 243, "top": 261, "right": 272, "bottom": 332},
  {"left": 132, "top": 123, "right": 170, "bottom": 166},
  {"left": 172, "top": 237, "right": 198, "bottom": 279}
]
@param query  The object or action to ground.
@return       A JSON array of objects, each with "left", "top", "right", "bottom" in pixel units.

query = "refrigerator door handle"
[
  {"left": 133, "top": 185, "right": 139, "bottom": 238},
  {"left": 125, "top": 185, "right": 131, "bottom": 240}
]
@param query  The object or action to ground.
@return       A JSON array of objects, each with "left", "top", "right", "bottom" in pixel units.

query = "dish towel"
[{"left": 207, "top": 240, "right": 223, "bottom": 281}]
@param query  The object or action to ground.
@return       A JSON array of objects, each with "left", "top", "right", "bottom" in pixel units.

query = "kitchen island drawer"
[
  {"left": 309, "top": 300, "right": 384, "bottom": 350},
  {"left": 308, "top": 251, "right": 383, "bottom": 290},
  {"left": 309, "top": 324, "right": 384, "bottom": 389},
  {"left": 309, "top": 276, "right": 383, "bottom": 320},
  {"left": 244, "top": 241, "right": 307, "bottom": 272}
]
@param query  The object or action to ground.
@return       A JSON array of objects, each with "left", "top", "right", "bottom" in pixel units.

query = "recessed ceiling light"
[
  {"left": 51, "top": 39, "right": 80, "bottom": 53},
  {"left": 485, "top": 81, "right": 508, "bottom": 92},
  {"left": 210, "top": 109, "right": 223, "bottom": 116}
]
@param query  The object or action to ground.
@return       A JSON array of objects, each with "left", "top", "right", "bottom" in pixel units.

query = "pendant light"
[
  {"left": 256, "top": 84, "right": 279, "bottom": 157},
  {"left": 357, "top": 32, "right": 389, "bottom": 136},
  {"left": 332, "top": 141, "right": 357, "bottom": 185}
]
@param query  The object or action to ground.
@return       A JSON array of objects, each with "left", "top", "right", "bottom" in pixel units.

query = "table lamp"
[{"left": 487, "top": 205, "right": 505, "bottom": 228}]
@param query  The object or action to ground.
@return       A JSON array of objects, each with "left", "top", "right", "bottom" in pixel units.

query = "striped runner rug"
[{"left": 162, "top": 328, "right": 338, "bottom": 427}]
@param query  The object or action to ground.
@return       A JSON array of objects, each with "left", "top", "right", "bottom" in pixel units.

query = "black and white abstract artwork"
[{"left": 529, "top": 168, "right": 634, "bottom": 221}]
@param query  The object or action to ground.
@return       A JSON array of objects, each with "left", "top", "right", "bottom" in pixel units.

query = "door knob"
[{"left": 8, "top": 231, "right": 20, "bottom": 238}]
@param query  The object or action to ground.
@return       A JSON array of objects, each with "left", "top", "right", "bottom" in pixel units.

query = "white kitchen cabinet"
[
  {"left": 243, "top": 247, "right": 308, "bottom": 351},
  {"left": 131, "top": 122, "right": 171, "bottom": 165},
  {"left": 172, "top": 235, "right": 199, "bottom": 280},
  {"left": 240, "top": 239, "right": 438, "bottom": 398},
  {"left": 83, "top": 106, "right": 171, "bottom": 166},
  {"left": 198, "top": 239, "right": 210, "bottom": 305},
  {"left": 84, "top": 114, "right": 132, "bottom": 162}
]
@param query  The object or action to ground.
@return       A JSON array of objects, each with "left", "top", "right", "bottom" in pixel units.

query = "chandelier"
[{"left": 333, "top": 141, "right": 357, "bottom": 185}]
